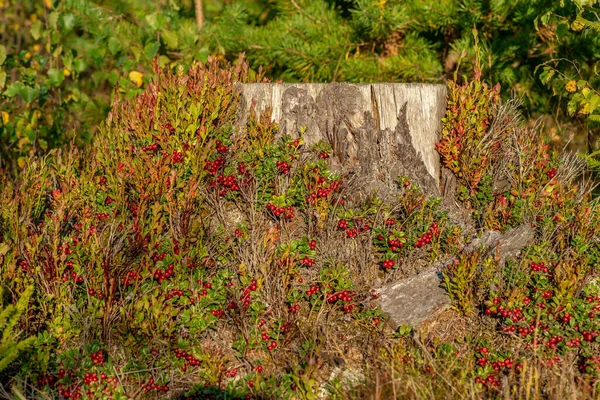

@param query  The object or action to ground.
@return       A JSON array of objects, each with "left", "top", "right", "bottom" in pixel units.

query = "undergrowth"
[{"left": 0, "top": 54, "right": 599, "bottom": 399}]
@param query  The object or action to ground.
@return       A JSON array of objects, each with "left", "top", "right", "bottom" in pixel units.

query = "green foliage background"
[{"left": 1, "top": 0, "right": 599, "bottom": 173}]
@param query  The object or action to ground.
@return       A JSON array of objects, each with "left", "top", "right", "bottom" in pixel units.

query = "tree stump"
[{"left": 235, "top": 83, "right": 447, "bottom": 198}]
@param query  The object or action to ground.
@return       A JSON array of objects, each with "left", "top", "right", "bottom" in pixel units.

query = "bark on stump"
[{"left": 235, "top": 83, "right": 447, "bottom": 198}]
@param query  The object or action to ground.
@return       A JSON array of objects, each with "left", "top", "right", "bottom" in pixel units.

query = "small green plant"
[{"left": 0, "top": 285, "right": 36, "bottom": 372}]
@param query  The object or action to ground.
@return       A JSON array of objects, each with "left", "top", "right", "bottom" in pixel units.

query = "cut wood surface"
[{"left": 235, "top": 83, "right": 447, "bottom": 198}]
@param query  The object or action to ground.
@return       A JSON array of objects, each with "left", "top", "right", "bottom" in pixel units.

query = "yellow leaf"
[
  {"left": 565, "top": 80, "right": 577, "bottom": 93},
  {"left": 63, "top": 68, "right": 70, "bottom": 77},
  {"left": 1, "top": 111, "right": 8, "bottom": 124},
  {"left": 128, "top": 71, "right": 144, "bottom": 88},
  {"left": 43, "top": 0, "right": 53, "bottom": 9}
]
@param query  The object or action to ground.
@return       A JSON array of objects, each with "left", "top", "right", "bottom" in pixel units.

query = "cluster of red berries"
[
  {"left": 151, "top": 252, "right": 167, "bottom": 262},
  {"left": 414, "top": 223, "right": 439, "bottom": 248},
  {"left": 224, "top": 368, "right": 238, "bottom": 378},
  {"left": 543, "top": 335, "right": 565, "bottom": 349},
  {"left": 345, "top": 228, "right": 357, "bottom": 238},
  {"left": 382, "top": 259, "right": 395, "bottom": 269},
  {"left": 62, "top": 261, "right": 83, "bottom": 284},
  {"left": 96, "top": 212, "right": 109, "bottom": 219},
  {"left": 87, "top": 289, "right": 104, "bottom": 299},
  {"left": 265, "top": 203, "right": 295, "bottom": 220},
  {"left": 215, "top": 140, "right": 229, "bottom": 154},
  {"left": 104, "top": 196, "right": 115, "bottom": 205},
  {"left": 173, "top": 348, "right": 201, "bottom": 367},
  {"left": 530, "top": 261, "right": 549, "bottom": 273},
  {"left": 153, "top": 263, "right": 174, "bottom": 283},
  {"left": 546, "top": 167, "right": 557, "bottom": 179},
  {"left": 261, "top": 329, "right": 272, "bottom": 342},
  {"left": 280, "top": 322, "right": 292, "bottom": 333},
  {"left": 267, "top": 341, "right": 277, "bottom": 351},
  {"left": 299, "top": 257, "right": 315, "bottom": 267},
  {"left": 204, "top": 156, "right": 225, "bottom": 175},
  {"left": 240, "top": 280, "right": 257, "bottom": 308},
  {"left": 288, "top": 303, "right": 301, "bottom": 313},
  {"left": 338, "top": 219, "right": 349, "bottom": 230},
  {"left": 17, "top": 259, "right": 28, "bottom": 272},
  {"left": 579, "top": 356, "right": 600, "bottom": 373},
  {"left": 307, "top": 176, "right": 341, "bottom": 203},
  {"left": 474, "top": 375, "right": 501, "bottom": 387},
  {"left": 276, "top": 160, "right": 290, "bottom": 174},
  {"left": 82, "top": 372, "right": 106, "bottom": 386},
  {"left": 142, "top": 143, "right": 159, "bottom": 152},
  {"left": 540, "top": 355, "right": 561, "bottom": 367},
  {"left": 318, "top": 151, "right": 329, "bottom": 159},
  {"left": 541, "top": 290, "right": 553, "bottom": 299},
  {"left": 172, "top": 150, "right": 184, "bottom": 163},
  {"left": 581, "top": 330, "right": 599, "bottom": 342},
  {"left": 122, "top": 270, "right": 141, "bottom": 287},
  {"left": 386, "top": 236, "right": 404, "bottom": 252},
  {"left": 57, "top": 388, "right": 80, "bottom": 399},
  {"left": 210, "top": 174, "right": 240, "bottom": 196},
  {"left": 37, "top": 373, "right": 56, "bottom": 387},
  {"left": 309, "top": 239, "right": 316, "bottom": 250},
  {"left": 235, "top": 228, "right": 245, "bottom": 238},
  {"left": 58, "top": 244, "right": 73, "bottom": 255},
  {"left": 139, "top": 376, "right": 169, "bottom": 394},
  {"left": 90, "top": 350, "right": 105, "bottom": 366},
  {"left": 99, "top": 176, "right": 107, "bottom": 185},
  {"left": 516, "top": 325, "right": 535, "bottom": 337},
  {"left": 306, "top": 285, "right": 320, "bottom": 297},
  {"left": 166, "top": 288, "right": 185, "bottom": 300},
  {"left": 326, "top": 291, "right": 355, "bottom": 313},
  {"left": 211, "top": 309, "right": 223, "bottom": 318}
]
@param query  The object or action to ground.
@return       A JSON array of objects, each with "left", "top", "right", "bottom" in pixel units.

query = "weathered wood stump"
[{"left": 235, "top": 83, "right": 447, "bottom": 198}]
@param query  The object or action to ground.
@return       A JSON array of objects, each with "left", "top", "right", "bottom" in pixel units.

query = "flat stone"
[
  {"left": 378, "top": 224, "right": 535, "bottom": 330},
  {"left": 464, "top": 224, "right": 535, "bottom": 265},
  {"left": 378, "top": 265, "right": 450, "bottom": 330}
]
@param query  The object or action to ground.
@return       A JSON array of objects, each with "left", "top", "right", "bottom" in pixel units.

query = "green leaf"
[
  {"left": 567, "top": 98, "right": 578, "bottom": 115},
  {"left": 73, "top": 58, "right": 87, "bottom": 73},
  {"left": 158, "top": 55, "right": 170, "bottom": 68},
  {"left": 3, "top": 82, "right": 25, "bottom": 97},
  {"left": 145, "top": 13, "right": 165, "bottom": 31},
  {"left": 47, "top": 68, "right": 65, "bottom": 87},
  {"left": 144, "top": 41, "right": 160, "bottom": 60},
  {"left": 61, "top": 13, "right": 76, "bottom": 32},
  {"left": 20, "top": 85, "right": 38, "bottom": 103},
  {"left": 161, "top": 30, "right": 179, "bottom": 49},
  {"left": 0, "top": 45, "right": 6, "bottom": 66},
  {"left": 48, "top": 12, "right": 59, "bottom": 30},
  {"left": 30, "top": 20, "right": 43, "bottom": 40},
  {"left": 194, "top": 48, "right": 209, "bottom": 63},
  {"left": 556, "top": 22, "right": 568, "bottom": 39},
  {"left": 107, "top": 37, "right": 121, "bottom": 55}
]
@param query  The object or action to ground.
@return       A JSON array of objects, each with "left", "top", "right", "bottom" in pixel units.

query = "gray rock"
[
  {"left": 496, "top": 224, "right": 535, "bottom": 264},
  {"left": 464, "top": 224, "right": 535, "bottom": 265},
  {"left": 377, "top": 264, "right": 450, "bottom": 330},
  {"left": 377, "top": 224, "right": 535, "bottom": 329}
]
